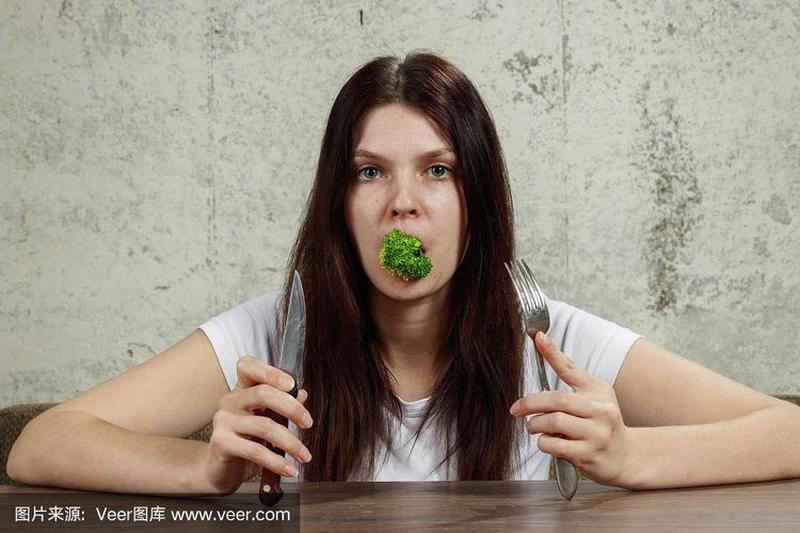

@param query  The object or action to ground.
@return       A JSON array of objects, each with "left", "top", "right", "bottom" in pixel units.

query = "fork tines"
[{"left": 504, "top": 258, "right": 545, "bottom": 314}]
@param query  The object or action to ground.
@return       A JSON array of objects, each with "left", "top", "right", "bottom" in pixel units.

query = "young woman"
[{"left": 8, "top": 53, "right": 800, "bottom": 493}]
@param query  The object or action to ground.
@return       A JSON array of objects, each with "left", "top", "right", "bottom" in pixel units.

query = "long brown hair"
[{"left": 280, "top": 52, "right": 523, "bottom": 481}]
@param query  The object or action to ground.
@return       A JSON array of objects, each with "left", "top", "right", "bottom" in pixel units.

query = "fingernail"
[
  {"left": 281, "top": 375, "right": 295, "bottom": 391},
  {"left": 509, "top": 403, "right": 520, "bottom": 416},
  {"left": 299, "top": 446, "right": 312, "bottom": 463},
  {"left": 301, "top": 413, "right": 313, "bottom": 428},
  {"left": 539, "top": 332, "right": 551, "bottom": 347},
  {"left": 284, "top": 464, "right": 298, "bottom": 477}
]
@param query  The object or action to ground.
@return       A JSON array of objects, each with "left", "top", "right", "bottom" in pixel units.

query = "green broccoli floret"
[{"left": 379, "top": 229, "right": 432, "bottom": 281}]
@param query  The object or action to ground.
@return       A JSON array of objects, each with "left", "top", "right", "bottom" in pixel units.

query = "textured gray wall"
[{"left": 1, "top": 1, "right": 798, "bottom": 406}]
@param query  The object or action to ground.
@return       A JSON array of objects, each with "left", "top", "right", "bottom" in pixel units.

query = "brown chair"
[{"left": 3, "top": 397, "right": 799, "bottom": 485}]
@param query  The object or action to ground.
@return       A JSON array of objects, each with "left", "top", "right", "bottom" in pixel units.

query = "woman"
[{"left": 8, "top": 53, "right": 800, "bottom": 493}]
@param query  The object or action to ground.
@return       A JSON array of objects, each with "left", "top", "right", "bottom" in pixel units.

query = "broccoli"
[{"left": 379, "top": 229, "right": 432, "bottom": 281}]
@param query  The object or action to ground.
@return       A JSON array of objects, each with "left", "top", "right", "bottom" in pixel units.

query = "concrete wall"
[{"left": 1, "top": 0, "right": 798, "bottom": 405}]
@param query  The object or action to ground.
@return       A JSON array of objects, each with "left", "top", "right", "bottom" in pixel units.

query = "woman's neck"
[{"left": 368, "top": 282, "right": 452, "bottom": 399}]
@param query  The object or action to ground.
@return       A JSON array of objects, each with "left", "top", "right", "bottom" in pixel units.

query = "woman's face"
[{"left": 346, "top": 103, "right": 468, "bottom": 302}]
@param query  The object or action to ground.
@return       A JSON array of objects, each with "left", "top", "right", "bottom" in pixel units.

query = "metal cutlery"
[
  {"left": 257, "top": 270, "right": 305, "bottom": 506},
  {"left": 505, "top": 258, "right": 579, "bottom": 500}
]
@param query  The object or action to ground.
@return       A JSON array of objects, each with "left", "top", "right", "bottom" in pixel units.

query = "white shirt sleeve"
[
  {"left": 523, "top": 296, "right": 642, "bottom": 395},
  {"left": 198, "top": 291, "right": 282, "bottom": 391}
]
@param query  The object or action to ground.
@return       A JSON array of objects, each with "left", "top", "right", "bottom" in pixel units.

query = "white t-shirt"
[{"left": 198, "top": 291, "right": 641, "bottom": 482}]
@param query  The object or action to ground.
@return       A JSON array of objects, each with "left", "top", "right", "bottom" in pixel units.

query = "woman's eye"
[
  {"left": 428, "top": 164, "right": 452, "bottom": 179},
  {"left": 357, "top": 166, "right": 381, "bottom": 180}
]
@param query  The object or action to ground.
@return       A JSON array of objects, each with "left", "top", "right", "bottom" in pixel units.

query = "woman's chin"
[{"left": 371, "top": 270, "right": 440, "bottom": 301}]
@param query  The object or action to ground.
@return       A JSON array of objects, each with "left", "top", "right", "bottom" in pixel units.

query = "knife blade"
[
  {"left": 258, "top": 270, "right": 305, "bottom": 506},
  {"left": 277, "top": 270, "right": 305, "bottom": 381}
]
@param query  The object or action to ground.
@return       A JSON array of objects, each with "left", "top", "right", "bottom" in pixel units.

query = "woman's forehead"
[
  {"left": 353, "top": 147, "right": 456, "bottom": 162},
  {"left": 352, "top": 104, "right": 454, "bottom": 156}
]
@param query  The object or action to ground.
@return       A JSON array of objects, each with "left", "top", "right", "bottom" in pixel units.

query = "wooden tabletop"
[
  {"left": 3, "top": 479, "right": 800, "bottom": 531},
  {"left": 280, "top": 479, "right": 800, "bottom": 531}
]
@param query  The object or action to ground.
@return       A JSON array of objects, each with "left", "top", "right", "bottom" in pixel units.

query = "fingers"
[
  {"left": 525, "top": 411, "right": 592, "bottom": 440},
  {"left": 232, "top": 384, "right": 313, "bottom": 429},
  {"left": 235, "top": 356, "right": 295, "bottom": 392},
  {"left": 210, "top": 428, "right": 299, "bottom": 478},
  {"left": 537, "top": 434, "right": 589, "bottom": 462},
  {"left": 229, "top": 356, "right": 312, "bottom": 430},
  {"left": 211, "top": 357, "right": 313, "bottom": 482},
  {"left": 510, "top": 390, "right": 595, "bottom": 418},
  {"left": 225, "top": 411, "right": 312, "bottom": 465},
  {"left": 533, "top": 332, "right": 594, "bottom": 390}
]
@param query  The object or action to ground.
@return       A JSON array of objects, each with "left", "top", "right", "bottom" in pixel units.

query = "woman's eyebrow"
[{"left": 353, "top": 148, "right": 456, "bottom": 160}]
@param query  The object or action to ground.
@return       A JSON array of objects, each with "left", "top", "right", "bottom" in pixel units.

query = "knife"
[{"left": 258, "top": 270, "right": 305, "bottom": 506}]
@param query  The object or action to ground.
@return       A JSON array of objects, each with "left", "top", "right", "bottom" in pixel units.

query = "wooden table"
[{"left": 3, "top": 479, "right": 800, "bottom": 531}]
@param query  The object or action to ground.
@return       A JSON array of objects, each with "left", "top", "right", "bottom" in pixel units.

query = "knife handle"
[{"left": 257, "top": 378, "right": 299, "bottom": 506}]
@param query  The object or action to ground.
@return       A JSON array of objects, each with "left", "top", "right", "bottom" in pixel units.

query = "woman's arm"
[
  {"left": 613, "top": 338, "right": 800, "bottom": 489},
  {"left": 6, "top": 329, "right": 229, "bottom": 493},
  {"left": 510, "top": 333, "right": 800, "bottom": 490}
]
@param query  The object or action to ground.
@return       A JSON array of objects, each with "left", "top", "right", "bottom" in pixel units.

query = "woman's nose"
[{"left": 389, "top": 174, "right": 419, "bottom": 218}]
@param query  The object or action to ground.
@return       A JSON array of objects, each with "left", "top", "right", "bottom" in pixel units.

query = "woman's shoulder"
[
  {"left": 530, "top": 295, "right": 641, "bottom": 389},
  {"left": 232, "top": 290, "right": 284, "bottom": 322},
  {"left": 544, "top": 295, "right": 639, "bottom": 346},
  {"left": 215, "top": 287, "right": 283, "bottom": 316},
  {"left": 203, "top": 290, "right": 284, "bottom": 337},
  {"left": 198, "top": 290, "right": 284, "bottom": 390}
]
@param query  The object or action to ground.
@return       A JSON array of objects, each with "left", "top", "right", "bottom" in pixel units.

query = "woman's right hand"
[{"left": 200, "top": 356, "right": 314, "bottom": 494}]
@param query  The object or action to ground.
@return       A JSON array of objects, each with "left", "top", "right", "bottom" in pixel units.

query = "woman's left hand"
[{"left": 510, "top": 331, "right": 636, "bottom": 487}]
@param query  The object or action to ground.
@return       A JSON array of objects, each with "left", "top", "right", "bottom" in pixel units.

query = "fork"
[{"left": 505, "top": 258, "right": 579, "bottom": 500}]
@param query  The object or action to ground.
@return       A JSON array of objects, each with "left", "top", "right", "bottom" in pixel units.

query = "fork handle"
[
  {"left": 554, "top": 456, "right": 579, "bottom": 499},
  {"left": 533, "top": 343, "right": 579, "bottom": 500},
  {"left": 534, "top": 342, "right": 551, "bottom": 393}
]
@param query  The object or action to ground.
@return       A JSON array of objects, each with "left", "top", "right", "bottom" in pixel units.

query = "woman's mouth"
[{"left": 379, "top": 229, "right": 433, "bottom": 281}]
